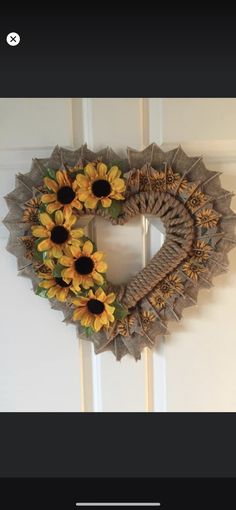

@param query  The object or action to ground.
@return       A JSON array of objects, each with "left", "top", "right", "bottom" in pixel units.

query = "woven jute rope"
[{"left": 92, "top": 191, "right": 195, "bottom": 309}]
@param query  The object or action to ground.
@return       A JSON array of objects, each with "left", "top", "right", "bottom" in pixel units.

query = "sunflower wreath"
[{"left": 4, "top": 144, "right": 236, "bottom": 360}]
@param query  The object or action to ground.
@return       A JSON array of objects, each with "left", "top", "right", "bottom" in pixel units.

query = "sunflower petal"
[
  {"left": 31, "top": 226, "right": 48, "bottom": 238},
  {"left": 84, "top": 163, "right": 97, "bottom": 179},
  {"left": 108, "top": 166, "right": 121, "bottom": 181},
  {"left": 60, "top": 256, "right": 74, "bottom": 267},
  {"left": 65, "top": 213, "right": 77, "bottom": 228},
  {"left": 71, "top": 228, "right": 84, "bottom": 239},
  {"left": 105, "top": 292, "right": 116, "bottom": 304},
  {"left": 82, "top": 240, "right": 93, "bottom": 256},
  {"left": 51, "top": 246, "right": 64, "bottom": 258},
  {"left": 73, "top": 307, "right": 87, "bottom": 321},
  {"left": 81, "top": 313, "right": 93, "bottom": 327},
  {"left": 39, "top": 212, "right": 55, "bottom": 229},
  {"left": 78, "top": 190, "right": 90, "bottom": 202},
  {"left": 82, "top": 276, "right": 94, "bottom": 289},
  {"left": 55, "top": 210, "right": 64, "bottom": 225},
  {"left": 69, "top": 245, "right": 82, "bottom": 258},
  {"left": 85, "top": 196, "right": 98, "bottom": 209},
  {"left": 63, "top": 205, "right": 72, "bottom": 222},
  {"left": 101, "top": 197, "right": 112, "bottom": 208},
  {"left": 47, "top": 286, "right": 58, "bottom": 298},
  {"left": 44, "top": 177, "right": 58, "bottom": 192},
  {"left": 46, "top": 202, "right": 62, "bottom": 214},
  {"left": 38, "top": 238, "right": 52, "bottom": 252},
  {"left": 72, "top": 296, "right": 89, "bottom": 307},
  {"left": 72, "top": 199, "right": 83, "bottom": 210},
  {"left": 62, "top": 267, "right": 75, "bottom": 279},
  {"left": 97, "top": 162, "right": 108, "bottom": 177},
  {"left": 39, "top": 279, "right": 56, "bottom": 289},
  {"left": 96, "top": 261, "right": 107, "bottom": 273},
  {"left": 56, "top": 170, "right": 69, "bottom": 187},
  {"left": 41, "top": 193, "right": 57, "bottom": 204},
  {"left": 92, "top": 271, "right": 104, "bottom": 285},
  {"left": 94, "top": 317, "right": 103, "bottom": 332},
  {"left": 57, "top": 287, "right": 69, "bottom": 302},
  {"left": 95, "top": 287, "right": 106, "bottom": 302},
  {"left": 76, "top": 174, "right": 90, "bottom": 188},
  {"left": 73, "top": 274, "right": 82, "bottom": 292},
  {"left": 92, "top": 251, "right": 105, "bottom": 262},
  {"left": 112, "top": 177, "right": 126, "bottom": 192},
  {"left": 100, "top": 311, "right": 109, "bottom": 325}
]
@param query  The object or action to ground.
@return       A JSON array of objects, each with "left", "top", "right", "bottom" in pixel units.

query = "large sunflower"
[
  {"left": 75, "top": 162, "right": 126, "bottom": 209},
  {"left": 41, "top": 169, "right": 83, "bottom": 217},
  {"left": 72, "top": 287, "right": 116, "bottom": 332},
  {"left": 36, "top": 259, "right": 77, "bottom": 301},
  {"left": 59, "top": 240, "right": 107, "bottom": 291},
  {"left": 31, "top": 211, "right": 84, "bottom": 258}
]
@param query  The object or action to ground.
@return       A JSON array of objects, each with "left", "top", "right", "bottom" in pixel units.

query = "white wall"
[{"left": 0, "top": 98, "right": 236, "bottom": 412}]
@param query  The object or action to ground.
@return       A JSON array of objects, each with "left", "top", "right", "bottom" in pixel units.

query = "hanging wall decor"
[{"left": 4, "top": 144, "right": 236, "bottom": 359}]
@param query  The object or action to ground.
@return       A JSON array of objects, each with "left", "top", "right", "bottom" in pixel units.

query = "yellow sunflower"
[
  {"left": 31, "top": 211, "right": 84, "bottom": 258},
  {"left": 37, "top": 259, "right": 77, "bottom": 301},
  {"left": 41, "top": 169, "right": 83, "bottom": 218},
  {"left": 75, "top": 162, "right": 126, "bottom": 209},
  {"left": 59, "top": 240, "right": 107, "bottom": 291},
  {"left": 72, "top": 287, "right": 116, "bottom": 332}
]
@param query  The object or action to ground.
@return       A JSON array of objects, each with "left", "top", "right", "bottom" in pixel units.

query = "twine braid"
[{"left": 84, "top": 191, "right": 195, "bottom": 309}]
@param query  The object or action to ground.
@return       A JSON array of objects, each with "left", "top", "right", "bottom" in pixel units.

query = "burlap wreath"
[{"left": 4, "top": 143, "right": 236, "bottom": 360}]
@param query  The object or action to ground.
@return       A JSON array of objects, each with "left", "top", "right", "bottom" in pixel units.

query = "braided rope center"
[{"left": 95, "top": 191, "right": 195, "bottom": 308}]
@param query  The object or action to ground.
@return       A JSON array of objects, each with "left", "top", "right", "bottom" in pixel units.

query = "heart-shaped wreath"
[{"left": 4, "top": 144, "right": 236, "bottom": 360}]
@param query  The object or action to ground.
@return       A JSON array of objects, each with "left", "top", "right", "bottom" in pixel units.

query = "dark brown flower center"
[
  {"left": 57, "top": 186, "right": 75, "bottom": 204},
  {"left": 92, "top": 179, "right": 111, "bottom": 198},
  {"left": 87, "top": 299, "right": 105, "bottom": 315},
  {"left": 75, "top": 256, "right": 94, "bottom": 275},
  {"left": 191, "top": 197, "right": 200, "bottom": 206},
  {"left": 50, "top": 226, "right": 69, "bottom": 244},
  {"left": 55, "top": 277, "right": 70, "bottom": 288}
]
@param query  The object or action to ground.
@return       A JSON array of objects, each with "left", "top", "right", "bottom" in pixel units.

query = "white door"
[{"left": 1, "top": 98, "right": 236, "bottom": 412}]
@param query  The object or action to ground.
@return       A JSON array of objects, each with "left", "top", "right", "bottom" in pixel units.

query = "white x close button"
[{"left": 6, "top": 32, "right": 20, "bottom": 46}]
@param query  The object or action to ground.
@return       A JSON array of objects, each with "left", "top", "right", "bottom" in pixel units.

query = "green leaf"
[
  {"left": 107, "top": 200, "right": 122, "bottom": 219},
  {"left": 84, "top": 326, "right": 94, "bottom": 337},
  {"left": 39, "top": 203, "right": 47, "bottom": 214},
  {"left": 43, "top": 167, "right": 57, "bottom": 180},
  {"left": 53, "top": 263, "right": 65, "bottom": 278},
  {"left": 113, "top": 301, "right": 128, "bottom": 320},
  {"left": 35, "top": 286, "right": 48, "bottom": 298}
]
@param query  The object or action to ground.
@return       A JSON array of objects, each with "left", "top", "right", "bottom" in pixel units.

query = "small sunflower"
[
  {"left": 150, "top": 171, "right": 166, "bottom": 192},
  {"left": 75, "top": 162, "right": 126, "bottom": 209},
  {"left": 186, "top": 190, "right": 208, "bottom": 213},
  {"left": 156, "top": 280, "right": 174, "bottom": 299},
  {"left": 22, "top": 197, "right": 40, "bottom": 223},
  {"left": 139, "top": 169, "right": 151, "bottom": 191},
  {"left": 149, "top": 294, "right": 166, "bottom": 311},
  {"left": 165, "top": 167, "right": 188, "bottom": 192},
  {"left": 41, "top": 169, "right": 83, "bottom": 217},
  {"left": 167, "top": 273, "right": 184, "bottom": 293},
  {"left": 191, "top": 240, "right": 212, "bottom": 262},
  {"left": 72, "top": 287, "right": 116, "bottom": 332},
  {"left": 36, "top": 258, "right": 76, "bottom": 301},
  {"left": 59, "top": 240, "right": 107, "bottom": 291},
  {"left": 140, "top": 310, "right": 156, "bottom": 330},
  {"left": 31, "top": 211, "right": 84, "bottom": 258},
  {"left": 182, "top": 258, "right": 206, "bottom": 281},
  {"left": 19, "top": 236, "right": 35, "bottom": 259},
  {"left": 195, "top": 208, "right": 220, "bottom": 229}
]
